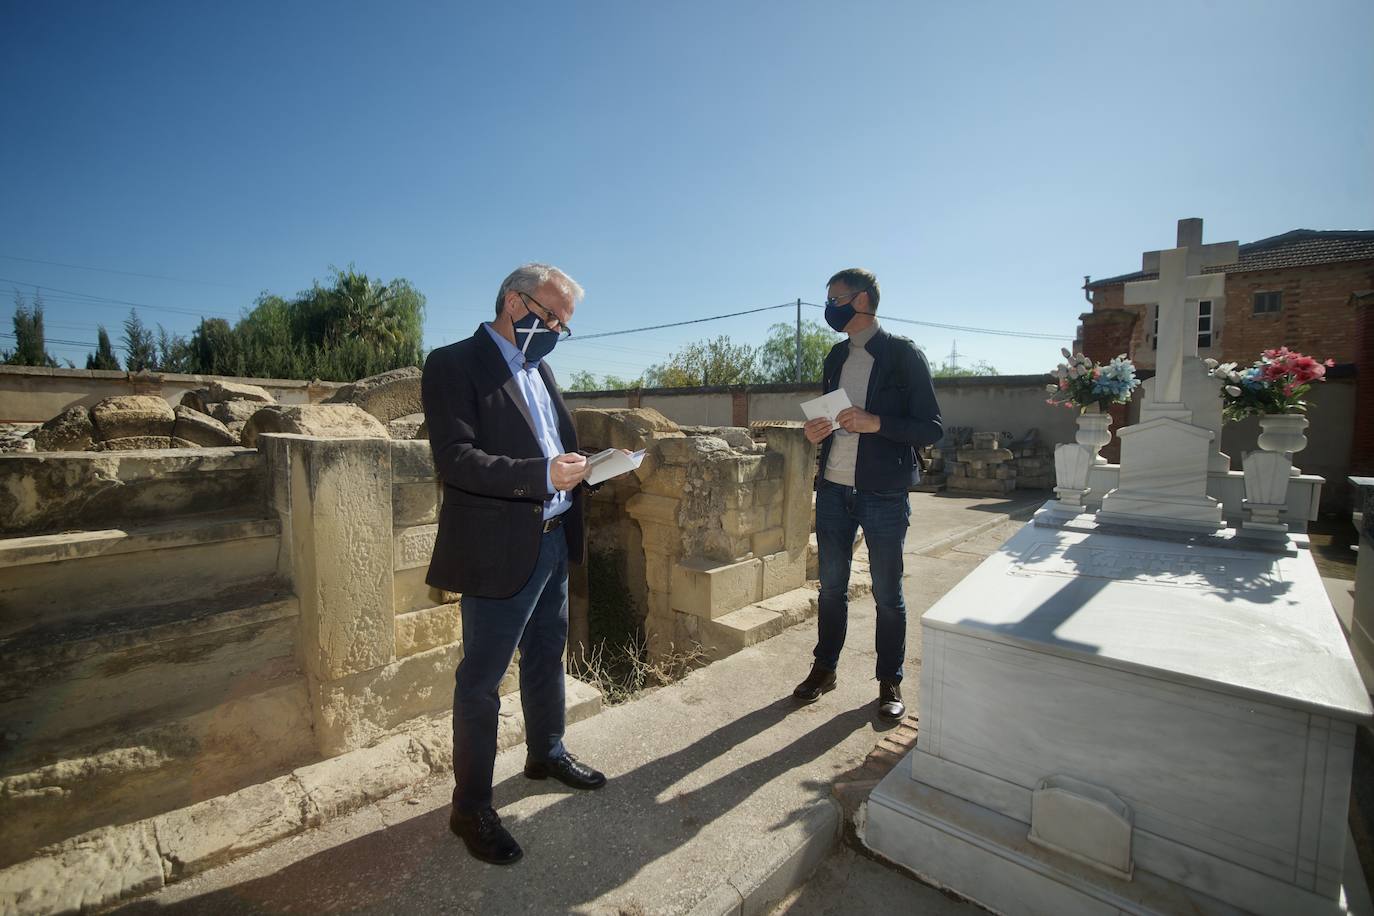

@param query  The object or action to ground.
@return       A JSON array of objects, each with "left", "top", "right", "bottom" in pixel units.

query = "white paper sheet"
[
  {"left": 585, "top": 447, "right": 647, "bottom": 486},
  {"left": 800, "top": 389, "right": 853, "bottom": 432}
]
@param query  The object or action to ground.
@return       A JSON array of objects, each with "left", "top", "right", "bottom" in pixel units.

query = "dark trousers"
[
  {"left": 813, "top": 478, "right": 910, "bottom": 682},
  {"left": 452, "top": 526, "right": 569, "bottom": 813}
]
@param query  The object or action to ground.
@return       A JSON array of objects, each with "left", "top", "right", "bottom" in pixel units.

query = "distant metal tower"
[{"left": 944, "top": 340, "right": 964, "bottom": 373}]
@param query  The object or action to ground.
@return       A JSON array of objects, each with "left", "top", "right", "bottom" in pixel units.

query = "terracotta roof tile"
[{"left": 1086, "top": 229, "right": 1374, "bottom": 289}]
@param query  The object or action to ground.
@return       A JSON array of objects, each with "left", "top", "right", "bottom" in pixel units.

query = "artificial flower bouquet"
[
  {"left": 1044, "top": 349, "right": 1141, "bottom": 412},
  {"left": 1204, "top": 347, "right": 1334, "bottom": 421}
]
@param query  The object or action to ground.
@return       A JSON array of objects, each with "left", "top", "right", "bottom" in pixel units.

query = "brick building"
[
  {"left": 1075, "top": 222, "right": 1373, "bottom": 472},
  {"left": 1079, "top": 226, "right": 1374, "bottom": 369}
]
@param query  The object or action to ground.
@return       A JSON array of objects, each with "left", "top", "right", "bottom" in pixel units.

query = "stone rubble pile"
[
  {"left": 944, "top": 430, "right": 1017, "bottom": 495},
  {"left": 19, "top": 367, "right": 428, "bottom": 453},
  {"left": 0, "top": 423, "right": 38, "bottom": 453},
  {"left": 1004, "top": 428, "right": 1053, "bottom": 489},
  {"left": 919, "top": 426, "right": 1053, "bottom": 494}
]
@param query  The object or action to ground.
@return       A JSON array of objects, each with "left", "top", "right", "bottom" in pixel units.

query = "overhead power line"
[
  {"left": 0, "top": 276, "right": 239, "bottom": 319},
  {"left": 0, "top": 330, "right": 100, "bottom": 348},
  {"left": 566, "top": 302, "right": 796, "bottom": 342},
  {"left": 800, "top": 303, "right": 1065, "bottom": 340},
  {"left": 0, "top": 254, "right": 245, "bottom": 289}
]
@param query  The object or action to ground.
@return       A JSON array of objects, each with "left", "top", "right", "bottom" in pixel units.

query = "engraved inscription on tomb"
[
  {"left": 1009, "top": 543, "right": 1283, "bottom": 591},
  {"left": 395, "top": 525, "right": 437, "bottom": 570}
]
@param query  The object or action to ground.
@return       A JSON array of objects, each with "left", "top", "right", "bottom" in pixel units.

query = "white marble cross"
[{"left": 1124, "top": 219, "right": 1237, "bottom": 419}]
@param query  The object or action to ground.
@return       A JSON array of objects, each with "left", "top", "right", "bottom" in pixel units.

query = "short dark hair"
[{"left": 827, "top": 268, "right": 880, "bottom": 310}]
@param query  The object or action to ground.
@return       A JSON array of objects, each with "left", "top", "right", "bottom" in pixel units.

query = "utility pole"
[{"left": 795, "top": 298, "right": 802, "bottom": 383}]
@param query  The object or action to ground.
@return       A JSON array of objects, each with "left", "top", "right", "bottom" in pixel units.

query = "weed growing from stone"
[{"left": 570, "top": 634, "right": 707, "bottom": 706}]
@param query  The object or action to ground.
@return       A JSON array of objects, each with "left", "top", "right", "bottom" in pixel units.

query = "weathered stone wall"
[
  {"left": 571, "top": 410, "right": 817, "bottom": 662},
  {"left": 0, "top": 365, "right": 344, "bottom": 424},
  {"left": 0, "top": 447, "right": 307, "bottom": 867},
  {"left": 0, "top": 436, "right": 466, "bottom": 868},
  {"left": 0, "top": 408, "right": 821, "bottom": 870}
]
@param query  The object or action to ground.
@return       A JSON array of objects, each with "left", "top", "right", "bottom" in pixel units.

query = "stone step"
[
  {"left": 0, "top": 679, "right": 314, "bottom": 871},
  {"left": 0, "top": 676, "right": 603, "bottom": 896},
  {"left": 0, "top": 513, "right": 280, "bottom": 568},
  {"left": 702, "top": 586, "right": 822, "bottom": 660},
  {"left": 0, "top": 585, "right": 301, "bottom": 779},
  {"left": 0, "top": 514, "right": 284, "bottom": 638}
]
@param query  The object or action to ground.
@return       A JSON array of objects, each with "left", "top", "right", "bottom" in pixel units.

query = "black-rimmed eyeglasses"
[
  {"left": 824, "top": 290, "right": 869, "bottom": 308},
  {"left": 518, "top": 291, "right": 573, "bottom": 340}
]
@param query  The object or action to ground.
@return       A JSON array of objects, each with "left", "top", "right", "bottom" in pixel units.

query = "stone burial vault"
[{"left": 862, "top": 219, "right": 1373, "bottom": 916}]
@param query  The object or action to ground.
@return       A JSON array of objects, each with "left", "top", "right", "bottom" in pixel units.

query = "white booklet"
[
  {"left": 585, "top": 447, "right": 647, "bottom": 486},
  {"left": 799, "top": 389, "right": 853, "bottom": 434}
]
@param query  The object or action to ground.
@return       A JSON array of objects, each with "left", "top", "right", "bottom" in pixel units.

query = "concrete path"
[
  {"left": 768, "top": 847, "right": 975, "bottom": 916},
  {"left": 114, "top": 492, "right": 1042, "bottom": 916}
]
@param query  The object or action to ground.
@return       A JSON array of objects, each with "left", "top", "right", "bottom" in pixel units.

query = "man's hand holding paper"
[
  {"left": 584, "top": 447, "right": 646, "bottom": 486},
  {"left": 800, "top": 388, "right": 854, "bottom": 444}
]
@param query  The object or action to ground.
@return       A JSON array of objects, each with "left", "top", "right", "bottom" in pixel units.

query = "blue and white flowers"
[{"left": 1045, "top": 348, "right": 1141, "bottom": 412}]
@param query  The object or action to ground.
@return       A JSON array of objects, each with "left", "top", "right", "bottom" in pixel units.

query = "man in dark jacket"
[
  {"left": 421, "top": 263, "right": 606, "bottom": 866},
  {"left": 792, "top": 268, "right": 943, "bottom": 719}
]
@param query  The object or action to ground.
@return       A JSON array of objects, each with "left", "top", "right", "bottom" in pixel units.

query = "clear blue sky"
[{"left": 3, "top": 0, "right": 1371, "bottom": 378}]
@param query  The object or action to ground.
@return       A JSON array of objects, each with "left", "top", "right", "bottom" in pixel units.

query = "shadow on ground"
[{"left": 117, "top": 701, "right": 874, "bottom": 915}]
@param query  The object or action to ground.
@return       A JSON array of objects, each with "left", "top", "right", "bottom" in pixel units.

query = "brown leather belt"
[{"left": 542, "top": 514, "right": 564, "bottom": 534}]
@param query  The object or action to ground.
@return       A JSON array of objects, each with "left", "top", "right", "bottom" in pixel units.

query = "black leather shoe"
[
  {"left": 449, "top": 806, "right": 523, "bottom": 865},
  {"left": 878, "top": 679, "right": 905, "bottom": 720},
  {"left": 524, "top": 752, "right": 607, "bottom": 790},
  {"left": 793, "top": 664, "right": 837, "bottom": 703}
]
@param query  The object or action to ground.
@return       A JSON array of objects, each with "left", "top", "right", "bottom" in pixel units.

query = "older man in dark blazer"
[{"left": 421, "top": 263, "right": 605, "bottom": 866}]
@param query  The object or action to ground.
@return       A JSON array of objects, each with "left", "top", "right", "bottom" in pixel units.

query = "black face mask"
[
  {"left": 824, "top": 301, "right": 857, "bottom": 332},
  {"left": 514, "top": 311, "right": 559, "bottom": 364}
]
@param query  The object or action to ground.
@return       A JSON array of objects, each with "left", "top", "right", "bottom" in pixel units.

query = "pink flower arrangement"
[{"left": 1205, "top": 347, "right": 1335, "bottom": 421}]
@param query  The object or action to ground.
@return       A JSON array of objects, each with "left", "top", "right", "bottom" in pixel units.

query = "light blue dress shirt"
[{"left": 483, "top": 323, "right": 571, "bottom": 520}]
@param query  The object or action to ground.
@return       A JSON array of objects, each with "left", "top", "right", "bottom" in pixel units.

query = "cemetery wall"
[
  {"left": 0, "top": 364, "right": 344, "bottom": 423},
  {"left": 566, "top": 375, "right": 1078, "bottom": 447}
]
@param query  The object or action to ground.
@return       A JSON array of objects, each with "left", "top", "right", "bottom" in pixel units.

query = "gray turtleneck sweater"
[{"left": 822, "top": 320, "right": 880, "bottom": 487}]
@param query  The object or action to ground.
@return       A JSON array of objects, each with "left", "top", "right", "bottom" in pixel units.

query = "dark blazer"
[
  {"left": 421, "top": 325, "right": 586, "bottom": 599},
  {"left": 818, "top": 326, "right": 943, "bottom": 492}
]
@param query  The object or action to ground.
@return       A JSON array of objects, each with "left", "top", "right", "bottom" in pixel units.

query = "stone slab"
[
  {"left": 90, "top": 395, "right": 175, "bottom": 441},
  {"left": 394, "top": 603, "right": 459, "bottom": 657},
  {"left": 0, "top": 823, "right": 164, "bottom": 915},
  {"left": 863, "top": 763, "right": 1301, "bottom": 916},
  {"left": 293, "top": 734, "right": 430, "bottom": 827},
  {"left": 208, "top": 379, "right": 274, "bottom": 403},
  {"left": 171, "top": 405, "right": 237, "bottom": 447},
  {"left": 153, "top": 774, "right": 308, "bottom": 880},
  {"left": 24, "top": 405, "right": 93, "bottom": 452},
  {"left": 922, "top": 509, "right": 1371, "bottom": 719},
  {"left": 0, "top": 515, "right": 281, "bottom": 568},
  {"left": 671, "top": 556, "right": 763, "bottom": 620}
]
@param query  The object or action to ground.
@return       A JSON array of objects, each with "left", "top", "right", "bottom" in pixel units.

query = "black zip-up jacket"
[{"left": 818, "top": 326, "right": 943, "bottom": 491}]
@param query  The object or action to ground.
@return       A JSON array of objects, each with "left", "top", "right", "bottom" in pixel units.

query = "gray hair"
[{"left": 494, "top": 263, "right": 585, "bottom": 318}]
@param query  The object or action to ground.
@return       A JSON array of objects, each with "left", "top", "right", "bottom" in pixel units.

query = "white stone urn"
[
  {"left": 1257, "top": 412, "right": 1309, "bottom": 475},
  {"left": 1075, "top": 406, "right": 1113, "bottom": 465}
]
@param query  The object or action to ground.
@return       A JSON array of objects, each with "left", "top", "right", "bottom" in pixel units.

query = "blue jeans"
[
  {"left": 452, "top": 527, "right": 569, "bottom": 813},
  {"left": 813, "top": 479, "right": 910, "bottom": 682}
]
